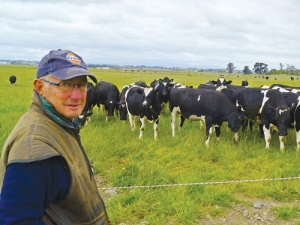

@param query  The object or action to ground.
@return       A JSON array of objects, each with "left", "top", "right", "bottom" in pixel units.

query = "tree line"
[{"left": 227, "top": 62, "right": 299, "bottom": 75}]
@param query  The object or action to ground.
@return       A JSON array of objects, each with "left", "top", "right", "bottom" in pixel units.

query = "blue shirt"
[{"left": 0, "top": 157, "right": 70, "bottom": 225}]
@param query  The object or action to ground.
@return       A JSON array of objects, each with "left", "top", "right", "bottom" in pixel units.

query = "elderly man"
[{"left": 0, "top": 49, "right": 110, "bottom": 224}]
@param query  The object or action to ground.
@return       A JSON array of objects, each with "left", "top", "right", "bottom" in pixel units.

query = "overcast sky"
[{"left": 1, "top": 0, "right": 299, "bottom": 70}]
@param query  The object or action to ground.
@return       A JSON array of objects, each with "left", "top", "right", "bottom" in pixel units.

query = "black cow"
[
  {"left": 169, "top": 87, "right": 245, "bottom": 145},
  {"left": 94, "top": 81, "right": 120, "bottom": 121},
  {"left": 242, "top": 80, "right": 249, "bottom": 86},
  {"left": 9, "top": 75, "right": 16, "bottom": 86},
  {"left": 232, "top": 87, "right": 292, "bottom": 151},
  {"left": 78, "top": 82, "right": 96, "bottom": 127},
  {"left": 125, "top": 86, "right": 161, "bottom": 139},
  {"left": 119, "top": 81, "right": 148, "bottom": 121}
]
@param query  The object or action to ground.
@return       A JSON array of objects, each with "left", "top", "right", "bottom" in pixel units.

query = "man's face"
[{"left": 41, "top": 75, "right": 87, "bottom": 120}]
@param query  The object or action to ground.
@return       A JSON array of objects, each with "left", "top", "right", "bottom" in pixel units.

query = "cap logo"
[{"left": 66, "top": 53, "right": 81, "bottom": 65}]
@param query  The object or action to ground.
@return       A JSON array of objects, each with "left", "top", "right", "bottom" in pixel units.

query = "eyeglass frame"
[{"left": 41, "top": 79, "right": 90, "bottom": 92}]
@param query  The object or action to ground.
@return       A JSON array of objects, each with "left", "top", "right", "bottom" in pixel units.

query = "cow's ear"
[
  {"left": 170, "top": 79, "right": 174, "bottom": 83},
  {"left": 159, "top": 79, "right": 163, "bottom": 83},
  {"left": 227, "top": 80, "right": 232, "bottom": 84}
]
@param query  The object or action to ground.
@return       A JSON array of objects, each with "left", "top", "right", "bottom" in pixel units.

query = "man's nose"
[{"left": 70, "top": 85, "right": 82, "bottom": 100}]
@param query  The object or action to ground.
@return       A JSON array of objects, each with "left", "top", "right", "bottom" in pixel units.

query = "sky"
[{"left": 1, "top": 0, "right": 300, "bottom": 70}]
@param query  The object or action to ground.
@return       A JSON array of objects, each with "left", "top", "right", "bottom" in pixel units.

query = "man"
[{"left": 0, "top": 49, "right": 110, "bottom": 224}]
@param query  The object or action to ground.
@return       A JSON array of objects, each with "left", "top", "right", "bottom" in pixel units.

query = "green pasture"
[{"left": 1, "top": 65, "right": 300, "bottom": 224}]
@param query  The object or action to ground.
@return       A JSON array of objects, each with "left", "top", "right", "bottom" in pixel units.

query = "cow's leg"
[
  {"left": 153, "top": 118, "right": 159, "bottom": 140},
  {"left": 170, "top": 108, "right": 177, "bottom": 136},
  {"left": 215, "top": 125, "right": 221, "bottom": 141},
  {"left": 234, "top": 132, "right": 239, "bottom": 144},
  {"left": 205, "top": 118, "right": 213, "bottom": 146},
  {"left": 128, "top": 114, "right": 135, "bottom": 131},
  {"left": 296, "top": 129, "right": 300, "bottom": 151},
  {"left": 179, "top": 115, "right": 185, "bottom": 132},
  {"left": 199, "top": 120, "right": 203, "bottom": 129},
  {"left": 279, "top": 136, "right": 286, "bottom": 152},
  {"left": 263, "top": 125, "right": 271, "bottom": 150},
  {"left": 97, "top": 104, "right": 100, "bottom": 115},
  {"left": 139, "top": 117, "right": 145, "bottom": 139}
]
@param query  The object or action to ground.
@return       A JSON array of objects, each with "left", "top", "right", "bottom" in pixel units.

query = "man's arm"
[{"left": 0, "top": 156, "right": 70, "bottom": 225}]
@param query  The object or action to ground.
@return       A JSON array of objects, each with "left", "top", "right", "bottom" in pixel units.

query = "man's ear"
[{"left": 34, "top": 79, "right": 44, "bottom": 96}]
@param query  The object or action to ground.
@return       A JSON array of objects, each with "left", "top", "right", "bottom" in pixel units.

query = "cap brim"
[{"left": 50, "top": 67, "right": 98, "bottom": 84}]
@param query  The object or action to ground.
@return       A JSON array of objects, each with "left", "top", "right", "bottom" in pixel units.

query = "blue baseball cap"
[{"left": 36, "top": 49, "right": 97, "bottom": 83}]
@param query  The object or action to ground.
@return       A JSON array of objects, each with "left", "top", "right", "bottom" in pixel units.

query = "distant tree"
[
  {"left": 280, "top": 63, "right": 284, "bottom": 70},
  {"left": 286, "top": 64, "right": 295, "bottom": 72},
  {"left": 227, "top": 62, "right": 236, "bottom": 73},
  {"left": 253, "top": 62, "right": 268, "bottom": 74},
  {"left": 243, "top": 66, "right": 252, "bottom": 74}
]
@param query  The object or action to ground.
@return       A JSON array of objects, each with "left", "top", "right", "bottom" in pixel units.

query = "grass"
[{"left": 1, "top": 65, "right": 300, "bottom": 224}]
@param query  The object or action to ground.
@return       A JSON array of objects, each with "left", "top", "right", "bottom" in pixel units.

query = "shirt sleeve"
[{"left": 0, "top": 156, "right": 70, "bottom": 225}]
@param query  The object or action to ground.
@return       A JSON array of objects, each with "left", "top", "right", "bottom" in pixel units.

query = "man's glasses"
[{"left": 41, "top": 79, "right": 89, "bottom": 92}]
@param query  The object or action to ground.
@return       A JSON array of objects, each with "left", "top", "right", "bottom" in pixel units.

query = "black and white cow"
[
  {"left": 269, "top": 84, "right": 300, "bottom": 93},
  {"left": 94, "top": 81, "right": 120, "bottom": 121},
  {"left": 232, "top": 87, "right": 292, "bottom": 151},
  {"left": 207, "top": 77, "right": 232, "bottom": 87},
  {"left": 169, "top": 87, "right": 245, "bottom": 145},
  {"left": 119, "top": 81, "right": 148, "bottom": 121},
  {"left": 9, "top": 75, "right": 16, "bottom": 86},
  {"left": 269, "top": 86, "right": 300, "bottom": 150},
  {"left": 197, "top": 83, "right": 236, "bottom": 102},
  {"left": 150, "top": 77, "right": 174, "bottom": 108},
  {"left": 125, "top": 86, "right": 161, "bottom": 139},
  {"left": 78, "top": 82, "right": 96, "bottom": 127}
]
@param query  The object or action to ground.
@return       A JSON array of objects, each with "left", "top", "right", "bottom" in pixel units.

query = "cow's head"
[
  {"left": 272, "top": 105, "right": 292, "bottom": 136},
  {"left": 105, "top": 100, "right": 119, "bottom": 116},
  {"left": 227, "top": 111, "right": 245, "bottom": 133},
  {"left": 210, "top": 78, "right": 232, "bottom": 87},
  {"left": 119, "top": 102, "right": 128, "bottom": 120},
  {"left": 158, "top": 77, "right": 174, "bottom": 98},
  {"left": 78, "top": 111, "right": 93, "bottom": 127}
]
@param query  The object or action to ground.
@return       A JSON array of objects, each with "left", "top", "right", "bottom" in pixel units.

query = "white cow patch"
[
  {"left": 188, "top": 114, "right": 205, "bottom": 121},
  {"left": 236, "top": 100, "right": 244, "bottom": 111},
  {"left": 279, "top": 108, "right": 289, "bottom": 115},
  {"left": 259, "top": 90, "right": 269, "bottom": 114},
  {"left": 197, "top": 95, "right": 201, "bottom": 101},
  {"left": 144, "top": 87, "right": 153, "bottom": 96}
]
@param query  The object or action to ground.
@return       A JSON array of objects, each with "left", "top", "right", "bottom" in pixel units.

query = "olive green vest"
[{"left": 0, "top": 91, "right": 110, "bottom": 225}]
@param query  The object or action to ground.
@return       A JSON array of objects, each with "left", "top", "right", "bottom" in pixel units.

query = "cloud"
[{"left": 1, "top": 0, "right": 300, "bottom": 70}]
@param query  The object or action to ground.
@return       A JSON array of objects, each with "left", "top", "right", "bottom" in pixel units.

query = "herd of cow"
[{"left": 78, "top": 77, "right": 300, "bottom": 152}]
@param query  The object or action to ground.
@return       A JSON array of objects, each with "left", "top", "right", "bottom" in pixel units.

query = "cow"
[
  {"left": 125, "top": 85, "right": 161, "bottom": 139},
  {"left": 232, "top": 87, "right": 292, "bottom": 151},
  {"left": 270, "top": 86, "right": 300, "bottom": 150},
  {"left": 119, "top": 81, "right": 148, "bottom": 121},
  {"left": 9, "top": 75, "right": 16, "bottom": 86},
  {"left": 242, "top": 80, "right": 249, "bottom": 87},
  {"left": 207, "top": 77, "right": 232, "bottom": 87},
  {"left": 150, "top": 77, "right": 174, "bottom": 109},
  {"left": 169, "top": 87, "right": 245, "bottom": 146},
  {"left": 94, "top": 81, "right": 120, "bottom": 121},
  {"left": 78, "top": 82, "right": 96, "bottom": 127},
  {"left": 269, "top": 84, "right": 300, "bottom": 93},
  {"left": 197, "top": 83, "right": 235, "bottom": 102}
]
